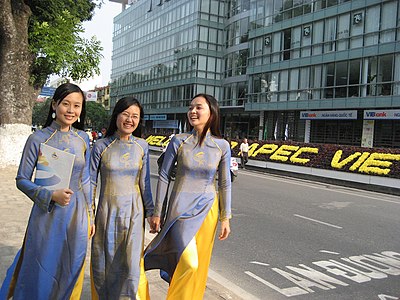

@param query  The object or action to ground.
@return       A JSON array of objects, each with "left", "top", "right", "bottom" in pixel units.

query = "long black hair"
[
  {"left": 105, "top": 96, "right": 144, "bottom": 138},
  {"left": 43, "top": 83, "right": 86, "bottom": 130},
  {"left": 190, "top": 93, "right": 222, "bottom": 146}
]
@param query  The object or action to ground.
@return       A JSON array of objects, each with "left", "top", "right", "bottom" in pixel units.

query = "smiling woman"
[
  {"left": 52, "top": 93, "right": 83, "bottom": 131},
  {"left": 116, "top": 106, "right": 141, "bottom": 140},
  {"left": 145, "top": 93, "right": 232, "bottom": 300},
  {"left": 0, "top": 83, "right": 95, "bottom": 299},
  {"left": 90, "top": 96, "right": 154, "bottom": 299}
]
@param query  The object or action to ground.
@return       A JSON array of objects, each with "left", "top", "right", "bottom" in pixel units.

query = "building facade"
[
  {"left": 94, "top": 85, "right": 111, "bottom": 112},
  {"left": 110, "top": 0, "right": 400, "bottom": 148}
]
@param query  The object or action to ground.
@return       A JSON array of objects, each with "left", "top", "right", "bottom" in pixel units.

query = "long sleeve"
[
  {"left": 154, "top": 136, "right": 180, "bottom": 216},
  {"left": 217, "top": 140, "right": 232, "bottom": 221},
  {"left": 139, "top": 141, "right": 154, "bottom": 218},
  {"left": 16, "top": 134, "right": 54, "bottom": 213},
  {"left": 89, "top": 141, "right": 101, "bottom": 216},
  {"left": 81, "top": 133, "right": 94, "bottom": 225}
]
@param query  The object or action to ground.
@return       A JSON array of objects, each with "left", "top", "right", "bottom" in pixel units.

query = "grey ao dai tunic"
[
  {"left": 144, "top": 131, "right": 232, "bottom": 284},
  {"left": 90, "top": 135, "right": 153, "bottom": 299},
  {"left": 0, "top": 121, "right": 93, "bottom": 300}
]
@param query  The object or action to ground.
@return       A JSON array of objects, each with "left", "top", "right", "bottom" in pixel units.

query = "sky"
[{"left": 75, "top": 1, "right": 123, "bottom": 91}]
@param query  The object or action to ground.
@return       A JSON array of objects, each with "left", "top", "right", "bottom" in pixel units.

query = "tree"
[
  {"left": 32, "top": 98, "right": 52, "bottom": 128},
  {"left": 0, "top": 0, "right": 103, "bottom": 166},
  {"left": 85, "top": 101, "right": 109, "bottom": 131}
]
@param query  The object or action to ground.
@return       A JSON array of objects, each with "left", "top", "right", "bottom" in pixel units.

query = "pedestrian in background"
[
  {"left": 0, "top": 83, "right": 95, "bottom": 300},
  {"left": 91, "top": 130, "right": 98, "bottom": 142},
  {"left": 90, "top": 97, "right": 154, "bottom": 299},
  {"left": 145, "top": 93, "right": 232, "bottom": 300},
  {"left": 100, "top": 127, "right": 107, "bottom": 137},
  {"left": 239, "top": 138, "right": 249, "bottom": 169}
]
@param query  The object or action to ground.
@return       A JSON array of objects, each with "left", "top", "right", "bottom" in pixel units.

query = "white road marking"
[
  {"left": 319, "top": 250, "right": 340, "bottom": 255},
  {"left": 318, "top": 202, "right": 352, "bottom": 209},
  {"left": 245, "top": 271, "right": 308, "bottom": 297},
  {"left": 250, "top": 261, "right": 270, "bottom": 266},
  {"left": 208, "top": 269, "right": 260, "bottom": 300},
  {"left": 293, "top": 214, "right": 342, "bottom": 229},
  {"left": 378, "top": 294, "right": 399, "bottom": 300},
  {"left": 242, "top": 172, "right": 400, "bottom": 205}
]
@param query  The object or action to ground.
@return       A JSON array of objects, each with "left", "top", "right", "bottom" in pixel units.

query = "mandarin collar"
[
  {"left": 112, "top": 133, "right": 134, "bottom": 143},
  {"left": 49, "top": 120, "right": 71, "bottom": 132},
  {"left": 191, "top": 129, "right": 211, "bottom": 138}
]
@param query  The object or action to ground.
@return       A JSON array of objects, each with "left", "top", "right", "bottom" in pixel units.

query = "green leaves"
[
  {"left": 85, "top": 101, "right": 109, "bottom": 131},
  {"left": 27, "top": 1, "right": 103, "bottom": 87}
]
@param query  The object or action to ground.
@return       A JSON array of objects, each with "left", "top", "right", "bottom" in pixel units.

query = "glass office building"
[
  {"left": 110, "top": 0, "right": 226, "bottom": 134},
  {"left": 110, "top": 0, "right": 400, "bottom": 148}
]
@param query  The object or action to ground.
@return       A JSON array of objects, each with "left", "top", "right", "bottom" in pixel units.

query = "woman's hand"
[
  {"left": 89, "top": 224, "right": 96, "bottom": 238},
  {"left": 218, "top": 219, "right": 231, "bottom": 240},
  {"left": 149, "top": 216, "right": 161, "bottom": 234},
  {"left": 51, "top": 188, "right": 74, "bottom": 206}
]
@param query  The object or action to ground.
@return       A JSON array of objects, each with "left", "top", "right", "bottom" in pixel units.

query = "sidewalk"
[{"left": 0, "top": 166, "right": 242, "bottom": 299}]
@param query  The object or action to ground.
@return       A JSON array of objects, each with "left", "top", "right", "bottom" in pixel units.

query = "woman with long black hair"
[
  {"left": 0, "top": 83, "right": 95, "bottom": 299},
  {"left": 145, "top": 93, "right": 232, "bottom": 299},
  {"left": 90, "top": 97, "right": 153, "bottom": 299}
]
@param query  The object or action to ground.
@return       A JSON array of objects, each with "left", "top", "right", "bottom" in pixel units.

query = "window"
[
  {"left": 374, "top": 121, "right": 400, "bottom": 148},
  {"left": 379, "top": 55, "right": 393, "bottom": 96},
  {"left": 337, "top": 14, "right": 350, "bottom": 51},
  {"left": 312, "top": 21, "right": 324, "bottom": 55},
  {"left": 348, "top": 59, "right": 361, "bottom": 97},
  {"left": 292, "top": 26, "right": 301, "bottom": 59},
  {"left": 272, "top": 32, "right": 281, "bottom": 62},
  {"left": 279, "top": 70, "right": 289, "bottom": 101},
  {"left": 283, "top": 29, "right": 291, "bottom": 60},
  {"left": 293, "top": 0, "right": 304, "bottom": 17},
  {"left": 289, "top": 69, "right": 299, "bottom": 101},
  {"left": 324, "top": 17, "right": 337, "bottom": 52},
  {"left": 310, "top": 119, "right": 362, "bottom": 145},
  {"left": 380, "top": 1, "right": 396, "bottom": 43},
  {"left": 324, "top": 63, "right": 335, "bottom": 98},
  {"left": 365, "top": 6, "right": 380, "bottom": 46},
  {"left": 335, "top": 61, "right": 348, "bottom": 98},
  {"left": 274, "top": 0, "right": 284, "bottom": 22},
  {"left": 299, "top": 67, "right": 311, "bottom": 100},
  {"left": 199, "top": 26, "right": 208, "bottom": 42},
  {"left": 301, "top": 25, "right": 312, "bottom": 57}
]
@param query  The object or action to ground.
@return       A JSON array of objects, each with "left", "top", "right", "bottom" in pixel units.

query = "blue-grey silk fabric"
[
  {"left": 144, "top": 131, "right": 232, "bottom": 279},
  {"left": 90, "top": 135, "right": 153, "bottom": 299},
  {"left": 0, "top": 121, "right": 91, "bottom": 300}
]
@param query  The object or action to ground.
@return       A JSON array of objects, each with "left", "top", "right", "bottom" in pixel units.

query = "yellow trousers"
[{"left": 166, "top": 198, "right": 219, "bottom": 300}]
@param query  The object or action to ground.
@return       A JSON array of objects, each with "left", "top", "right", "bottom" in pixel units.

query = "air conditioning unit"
[
  {"left": 303, "top": 26, "right": 311, "bottom": 36},
  {"left": 264, "top": 36, "right": 271, "bottom": 46},
  {"left": 353, "top": 13, "right": 362, "bottom": 25}
]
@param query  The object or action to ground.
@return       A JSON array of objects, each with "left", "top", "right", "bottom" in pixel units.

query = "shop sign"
[
  {"left": 364, "top": 110, "right": 400, "bottom": 120},
  {"left": 300, "top": 110, "right": 357, "bottom": 120},
  {"left": 144, "top": 114, "right": 167, "bottom": 121},
  {"left": 153, "top": 120, "right": 178, "bottom": 129}
]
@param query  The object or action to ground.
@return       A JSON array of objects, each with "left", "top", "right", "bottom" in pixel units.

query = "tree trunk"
[{"left": 0, "top": 0, "right": 37, "bottom": 167}]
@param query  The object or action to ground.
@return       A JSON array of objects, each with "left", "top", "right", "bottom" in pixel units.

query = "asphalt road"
[{"left": 149, "top": 154, "right": 400, "bottom": 300}]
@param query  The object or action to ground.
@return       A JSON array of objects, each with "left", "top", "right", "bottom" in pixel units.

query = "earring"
[
  {"left": 51, "top": 112, "right": 56, "bottom": 119},
  {"left": 77, "top": 117, "right": 81, "bottom": 123}
]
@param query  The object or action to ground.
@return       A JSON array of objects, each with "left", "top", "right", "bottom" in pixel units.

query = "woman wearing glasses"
[{"left": 90, "top": 97, "right": 153, "bottom": 299}]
